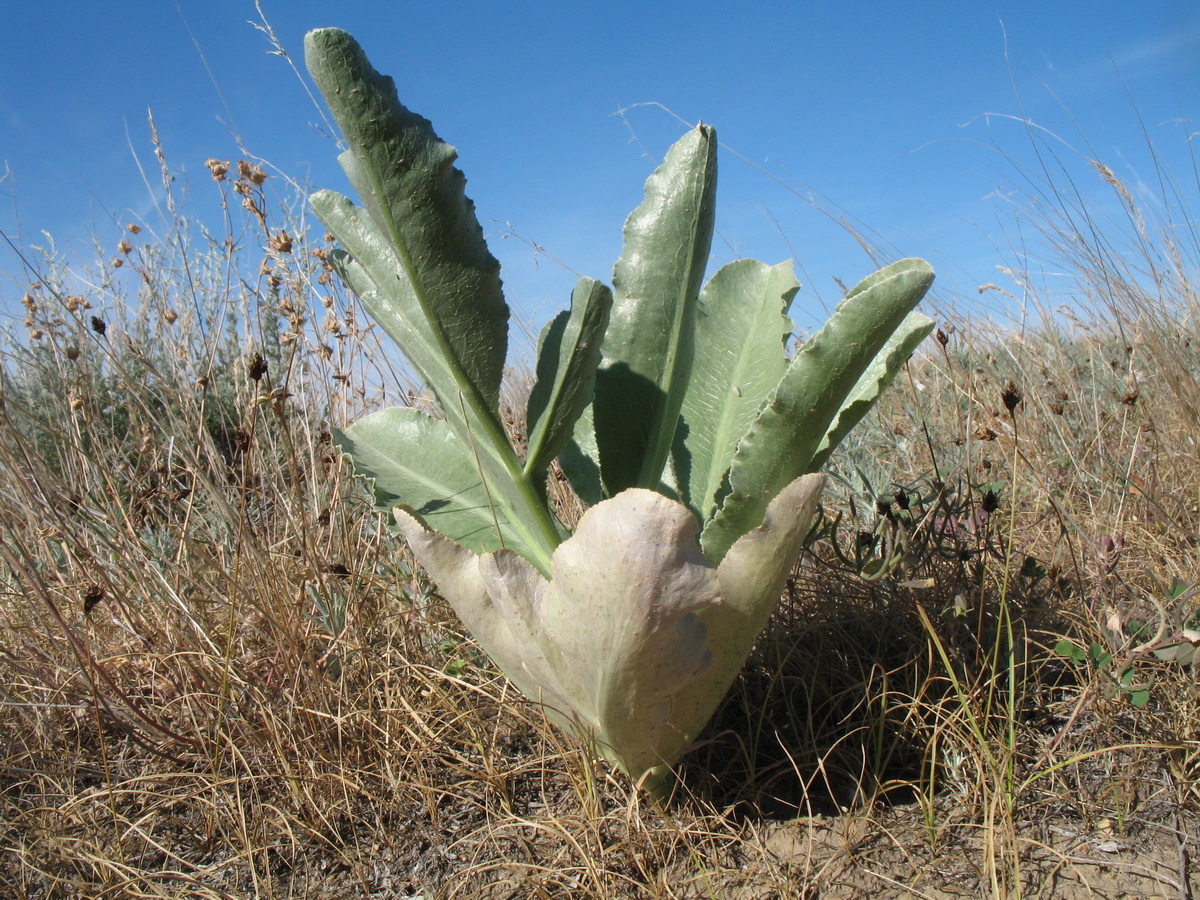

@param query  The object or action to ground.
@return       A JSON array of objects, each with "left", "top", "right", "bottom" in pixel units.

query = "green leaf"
[
  {"left": 525, "top": 277, "right": 613, "bottom": 478},
  {"left": 1054, "top": 639, "right": 1086, "bottom": 663},
  {"left": 333, "top": 406, "right": 537, "bottom": 563},
  {"left": 807, "top": 309, "right": 935, "bottom": 471},
  {"left": 305, "top": 28, "right": 508, "bottom": 411},
  {"left": 559, "top": 404, "right": 604, "bottom": 508},
  {"left": 1166, "top": 576, "right": 1191, "bottom": 601},
  {"left": 1088, "top": 643, "right": 1113, "bottom": 667},
  {"left": 676, "top": 259, "right": 797, "bottom": 525},
  {"left": 1125, "top": 619, "right": 1154, "bottom": 642},
  {"left": 702, "top": 258, "right": 935, "bottom": 562},
  {"left": 306, "top": 29, "right": 564, "bottom": 574},
  {"left": 1020, "top": 556, "right": 1049, "bottom": 583},
  {"left": 313, "top": 194, "right": 466, "bottom": 414},
  {"left": 593, "top": 125, "right": 718, "bottom": 497}
]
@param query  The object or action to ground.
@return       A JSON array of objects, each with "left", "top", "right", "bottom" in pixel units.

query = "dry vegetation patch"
[{"left": 2, "top": 124, "right": 1197, "bottom": 898}]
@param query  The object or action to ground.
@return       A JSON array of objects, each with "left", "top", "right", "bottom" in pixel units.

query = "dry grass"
[{"left": 1, "top": 117, "right": 1197, "bottom": 899}]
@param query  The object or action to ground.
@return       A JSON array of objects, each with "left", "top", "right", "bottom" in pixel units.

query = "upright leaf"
[
  {"left": 312, "top": 194, "right": 468, "bottom": 414},
  {"left": 558, "top": 405, "right": 605, "bottom": 508},
  {"left": 524, "top": 277, "right": 613, "bottom": 478},
  {"left": 676, "top": 259, "right": 798, "bottom": 525},
  {"left": 306, "top": 29, "right": 564, "bottom": 574},
  {"left": 593, "top": 125, "right": 717, "bottom": 496},
  {"left": 807, "top": 309, "right": 935, "bottom": 471},
  {"left": 702, "top": 258, "right": 934, "bottom": 562},
  {"left": 305, "top": 27, "right": 509, "bottom": 412}
]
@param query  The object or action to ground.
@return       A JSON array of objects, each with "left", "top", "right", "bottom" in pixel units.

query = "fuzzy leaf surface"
[
  {"left": 807, "top": 309, "right": 935, "bottom": 471},
  {"left": 313, "top": 193, "right": 460, "bottom": 410},
  {"left": 676, "top": 259, "right": 798, "bottom": 525},
  {"left": 558, "top": 405, "right": 605, "bottom": 508},
  {"left": 393, "top": 507, "right": 573, "bottom": 718},
  {"left": 593, "top": 125, "right": 717, "bottom": 497},
  {"left": 702, "top": 258, "right": 934, "bottom": 562},
  {"left": 305, "top": 28, "right": 508, "bottom": 411},
  {"left": 334, "top": 406, "right": 535, "bottom": 562},
  {"left": 391, "top": 475, "right": 824, "bottom": 783},
  {"left": 525, "top": 277, "right": 613, "bottom": 478}
]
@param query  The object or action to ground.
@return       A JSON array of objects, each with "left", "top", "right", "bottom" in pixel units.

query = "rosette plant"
[{"left": 305, "top": 28, "right": 935, "bottom": 791}]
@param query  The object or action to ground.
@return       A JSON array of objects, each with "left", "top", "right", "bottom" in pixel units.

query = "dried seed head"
[
  {"left": 205, "top": 158, "right": 230, "bottom": 180},
  {"left": 1001, "top": 380, "right": 1023, "bottom": 413},
  {"left": 127, "top": 222, "right": 142, "bottom": 234},
  {"left": 21, "top": 293, "right": 36, "bottom": 310},
  {"left": 90, "top": 316, "right": 107, "bottom": 336},
  {"left": 110, "top": 257, "right": 123, "bottom": 268},
  {"left": 83, "top": 585, "right": 106, "bottom": 616},
  {"left": 64, "top": 295, "right": 82, "bottom": 312},
  {"left": 162, "top": 308, "right": 178, "bottom": 324},
  {"left": 935, "top": 328, "right": 949, "bottom": 346},
  {"left": 247, "top": 352, "right": 268, "bottom": 382},
  {"left": 270, "top": 230, "right": 293, "bottom": 254},
  {"left": 65, "top": 345, "right": 80, "bottom": 361},
  {"left": 117, "top": 239, "right": 132, "bottom": 255}
]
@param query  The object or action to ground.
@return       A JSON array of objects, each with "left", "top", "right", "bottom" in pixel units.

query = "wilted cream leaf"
[{"left": 393, "top": 472, "right": 826, "bottom": 783}]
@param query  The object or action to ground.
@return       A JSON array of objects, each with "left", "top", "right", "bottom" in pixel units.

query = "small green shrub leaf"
[
  {"left": 1089, "top": 643, "right": 1114, "bottom": 667},
  {"left": 1054, "top": 639, "right": 1086, "bottom": 662}
]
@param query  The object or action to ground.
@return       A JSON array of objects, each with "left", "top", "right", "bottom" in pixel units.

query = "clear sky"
[{"left": 1, "top": 1, "right": 1196, "bottom": 334}]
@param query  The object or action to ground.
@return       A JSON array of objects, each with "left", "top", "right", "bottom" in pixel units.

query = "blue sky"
[{"left": 1, "top": 1, "right": 1196, "bottom": 335}]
